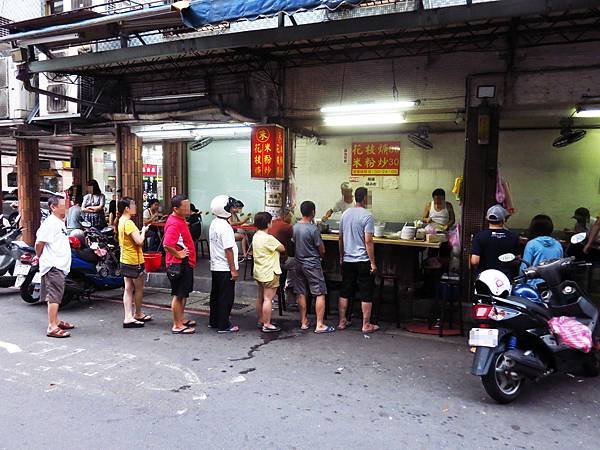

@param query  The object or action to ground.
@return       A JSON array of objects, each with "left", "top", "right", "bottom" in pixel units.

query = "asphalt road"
[{"left": 0, "top": 290, "right": 599, "bottom": 450}]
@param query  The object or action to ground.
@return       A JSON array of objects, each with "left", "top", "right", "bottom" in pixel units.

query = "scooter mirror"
[
  {"left": 81, "top": 221, "right": 91, "bottom": 228},
  {"left": 498, "top": 253, "right": 516, "bottom": 263},
  {"left": 570, "top": 232, "right": 587, "bottom": 245}
]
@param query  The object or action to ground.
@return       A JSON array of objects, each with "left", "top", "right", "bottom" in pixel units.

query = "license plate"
[
  {"left": 14, "top": 275, "right": 25, "bottom": 288},
  {"left": 469, "top": 328, "right": 499, "bottom": 348},
  {"left": 32, "top": 273, "right": 41, "bottom": 284},
  {"left": 13, "top": 262, "right": 30, "bottom": 276}
]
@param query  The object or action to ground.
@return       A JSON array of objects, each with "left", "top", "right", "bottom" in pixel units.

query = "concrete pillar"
[
  {"left": 71, "top": 146, "right": 91, "bottom": 197},
  {"left": 460, "top": 105, "right": 500, "bottom": 303},
  {"left": 162, "top": 141, "right": 187, "bottom": 204},
  {"left": 117, "top": 126, "right": 144, "bottom": 228},
  {"left": 16, "top": 138, "right": 41, "bottom": 245}
]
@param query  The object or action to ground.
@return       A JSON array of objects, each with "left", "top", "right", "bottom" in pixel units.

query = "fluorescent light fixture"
[
  {"left": 320, "top": 101, "right": 416, "bottom": 114},
  {"left": 21, "top": 33, "right": 80, "bottom": 46},
  {"left": 574, "top": 108, "right": 600, "bottom": 118},
  {"left": 136, "top": 92, "right": 207, "bottom": 102},
  {"left": 133, "top": 123, "right": 252, "bottom": 140},
  {"left": 324, "top": 112, "right": 406, "bottom": 127}
]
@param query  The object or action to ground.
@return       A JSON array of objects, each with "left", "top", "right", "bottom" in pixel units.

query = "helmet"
[
  {"left": 68, "top": 236, "right": 81, "bottom": 249},
  {"left": 210, "top": 195, "right": 234, "bottom": 219},
  {"left": 475, "top": 269, "right": 511, "bottom": 297},
  {"left": 512, "top": 283, "right": 541, "bottom": 303},
  {"left": 69, "top": 229, "right": 85, "bottom": 247}
]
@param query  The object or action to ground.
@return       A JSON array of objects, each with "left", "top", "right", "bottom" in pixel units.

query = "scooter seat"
[{"left": 504, "top": 295, "right": 553, "bottom": 320}]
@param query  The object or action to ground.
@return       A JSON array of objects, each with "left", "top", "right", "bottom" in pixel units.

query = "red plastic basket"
[{"left": 144, "top": 252, "right": 162, "bottom": 272}]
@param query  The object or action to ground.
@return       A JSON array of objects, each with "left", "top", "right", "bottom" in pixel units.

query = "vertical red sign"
[{"left": 251, "top": 125, "right": 285, "bottom": 180}]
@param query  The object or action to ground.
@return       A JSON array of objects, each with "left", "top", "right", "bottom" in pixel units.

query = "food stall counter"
[{"left": 321, "top": 233, "right": 441, "bottom": 249}]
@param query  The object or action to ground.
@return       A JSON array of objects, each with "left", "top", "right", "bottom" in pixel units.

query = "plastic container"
[
  {"left": 374, "top": 223, "right": 386, "bottom": 237},
  {"left": 144, "top": 252, "right": 162, "bottom": 272}
]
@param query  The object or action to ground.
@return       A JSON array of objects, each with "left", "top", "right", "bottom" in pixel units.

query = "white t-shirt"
[
  {"left": 332, "top": 198, "right": 353, "bottom": 215},
  {"left": 209, "top": 217, "right": 239, "bottom": 272},
  {"left": 36, "top": 214, "right": 72, "bottom": 276}
]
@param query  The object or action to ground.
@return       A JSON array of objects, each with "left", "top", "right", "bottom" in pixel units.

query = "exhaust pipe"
[{"left": 502, "top": 349, "right": 546, "bottom": 379}]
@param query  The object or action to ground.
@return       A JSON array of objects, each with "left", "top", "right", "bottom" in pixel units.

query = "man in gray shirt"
[
  {"left": 293, "top": 200, "right": 335, "bottom": 334},
  {"left": 338, "top": 187, "right": 379, "bottom": 333}
]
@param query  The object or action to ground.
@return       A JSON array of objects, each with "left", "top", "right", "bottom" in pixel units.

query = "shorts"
[
  {"left": 41, "top": 268, "right": 66, "bottom": 305},
  {"left": 168, "top": 263, "right": 194, "bottom": 299},
  {"left": 257, "top": 273, "right": 280, "bottom": 289},
  {"left": 340, "top": 261, "right": 374, "bottom": 302},
  {"left": 120, "top": 263, "right": 145, "bottom": 279},
  {"left": 293, "top": 263, "right": 327, "bottom": 297}
]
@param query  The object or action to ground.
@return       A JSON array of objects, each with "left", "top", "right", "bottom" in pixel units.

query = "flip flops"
[
  {"left": 183, "top": 320, "right": 197, "bottom": 327},
  {"left": 123, "top": 321, "right": 145, "bottom": 329},
  {"left": 217, "top": 324, "right": 240, "bottom": 334},
  {"left": 337, "top": 320, "right": 352, "bottom": 330},
  {"left": 262, "top": 325, "right": 281, "bottom": 333},
  {"left": 362, "top": 324, "right": 381, "bottom": 334},
  {"left": 172, "top": 326, "right": 195, "bottom": 334},
  {"left": 300, "top": 322, "right": 311, "bottom": 331},
  {"left": 314, "top": 325, "right": 335, "bottom": 334},
  {"left": 134, "top": 315, "right": 153, "bottom": 322}
]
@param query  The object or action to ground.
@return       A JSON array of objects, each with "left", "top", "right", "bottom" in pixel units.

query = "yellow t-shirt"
[
  {"left": 118, "top": 217, "right": 144, "bottom": 265},
  {"left": 252, "top": 230, "right": 282, "bottom": 283}
]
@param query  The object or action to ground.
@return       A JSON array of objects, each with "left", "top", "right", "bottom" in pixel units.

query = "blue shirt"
[
  {"left": 339, "top": 207, "right": 375, "bottom": 263},
  {"left": 520, "top": 236, "right": 563, "bottom": 286}
]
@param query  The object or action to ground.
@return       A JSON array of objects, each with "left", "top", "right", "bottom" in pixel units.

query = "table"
[
  {"left": 320, "top": 233, "right": 441, "bottom": 325},
  {"left": 232, "top": 225, "right": 257, "bottom": 232}
]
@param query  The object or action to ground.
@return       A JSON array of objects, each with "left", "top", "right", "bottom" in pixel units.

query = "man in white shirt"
[
  {"left": 322, "top": 182, "right": 354, "bottom": 222},
  {"left": 209, "top": 195, "right": 239, "bottom": 333},
  {"left": 34, "top": 196, "right": 73, "bottom": 338}
]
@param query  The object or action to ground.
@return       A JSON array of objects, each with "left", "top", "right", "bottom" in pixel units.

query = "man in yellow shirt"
[{"left": 252, "top": 212, "right": 285, "bottom": 333}]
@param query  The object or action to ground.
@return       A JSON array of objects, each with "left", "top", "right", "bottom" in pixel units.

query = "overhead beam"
[{"left": 27, "top": 0, "right": 599, "bottom": 74}]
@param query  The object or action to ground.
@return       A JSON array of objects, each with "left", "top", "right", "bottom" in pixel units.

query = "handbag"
[{"left": 167, "top": 263, "right": 182, "bottom": 278}]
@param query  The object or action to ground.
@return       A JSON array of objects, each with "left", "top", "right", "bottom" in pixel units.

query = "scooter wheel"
[
  {"left": 482, "top": 351, "right": 524, "bottom": 404},
  {"left": 582, "top": 350, "right": 600, "bottom": 377},
  {"left": 20, "top": 281, "right": 39, "bottom": 304}
]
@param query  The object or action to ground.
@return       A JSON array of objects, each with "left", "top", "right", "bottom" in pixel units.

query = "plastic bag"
[{"left": 548, "top": 316, "right": 592, "bottom": 353}]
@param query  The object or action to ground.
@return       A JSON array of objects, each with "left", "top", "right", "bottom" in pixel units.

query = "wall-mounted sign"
[
  {"left": 265, "top": 180, "right": 283, "bottom": 207},
  {"left": 251, "top": 125, "right": 285, "bottom": 180},
  {"left": 143, "top": 164, "right": 158, "bottom": 176},
  {"left": 351, "top": 141, "right": 400, "bottom": 176}
]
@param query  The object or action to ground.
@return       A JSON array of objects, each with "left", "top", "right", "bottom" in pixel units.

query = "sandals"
[
  {"left": 123, "top": 321, "right": 145, "bottom": 329},
  {"left": 338, "top": 320, "right": 352, "bottom": 330},
  {"left": 183, "top": 319, "right": 197, "bottom": 327},
  {"left": 217, "top": 324, "right": 240, "bottom": 334},
  {"left": 300, "top": 321, "right": 311, "bottom": 331},
  {"left": 362, "top": 324, "right": 381, "bottom": 334},
  {"left": 57, "top": 321, "right": 75, "bottom": 330},
  {"left": 314, "top": 325, "right": 336, "bottom": 334},
  {"left": 134, "top": 315, "right": 153, "bottom": 322},
  {"left": 47, "top": 328, "right": 70, "bottom": 338},
  {"left": 172, "top": 326, "right": 195, "bottom": 334},
  {"left": 262, "top": 324, "right": 281, "bottom": 333}
]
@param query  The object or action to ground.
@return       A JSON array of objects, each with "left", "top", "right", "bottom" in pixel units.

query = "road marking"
[{"left": 0, "top": 341, "right": 22, "bottom": 354}]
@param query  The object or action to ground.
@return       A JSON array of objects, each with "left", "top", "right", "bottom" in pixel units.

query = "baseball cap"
[
  {"left": 340, "top": 182, "right": 352, "bottom": 191},
  {"left": 486, "top": 205, "right": 508, "bottom": 222},
  {"left": 572, "top": 207, "right": 590, "bottom": 221}
]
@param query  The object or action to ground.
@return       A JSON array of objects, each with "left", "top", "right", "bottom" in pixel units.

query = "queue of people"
[{"left": 35, "top": 182, "right": 600, "bottom": 339}]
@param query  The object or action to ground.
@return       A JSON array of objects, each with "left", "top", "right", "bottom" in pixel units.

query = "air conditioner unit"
[
  {"left": 38, "top": 48, "right": 80, "bottom": 117},
  {"left": 0, "top": 57, "right": 36, "bottom": 119}
]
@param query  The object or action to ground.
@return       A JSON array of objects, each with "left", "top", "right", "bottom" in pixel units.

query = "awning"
[{"left": 180, "top": 0, "right": 364, "bottom": 28}]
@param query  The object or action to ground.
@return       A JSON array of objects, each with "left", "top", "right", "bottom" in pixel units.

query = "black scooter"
[{"left": 470, "top": 257, "right": 600, "bottom": 403}]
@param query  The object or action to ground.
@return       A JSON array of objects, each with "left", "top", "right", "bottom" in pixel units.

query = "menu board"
[{"left": 351, "top": 141, "right": 400, "bottom": 176}]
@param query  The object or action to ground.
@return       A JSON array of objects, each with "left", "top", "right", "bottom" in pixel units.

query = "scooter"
[
  {"left": 470, "top": 255, "right": 599, "bottom": 403},
  {"left": 0, "top": 224, "right": 23, "bottom": 288},
  {"left": 17, "top": 230, "right": 124, "bottom": 306}
]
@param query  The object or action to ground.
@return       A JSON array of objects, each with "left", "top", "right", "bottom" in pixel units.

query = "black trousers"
[{"left": 210, "top": 271, "right": 236, "bottom": 331}]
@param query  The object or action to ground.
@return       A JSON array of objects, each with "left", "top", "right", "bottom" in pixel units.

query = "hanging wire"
[
  {"left": 391, "top": 59, "right": 399, "bottom": 101},
  {"left": 339, "top": 64, "right": 346, "bottom": 105}
]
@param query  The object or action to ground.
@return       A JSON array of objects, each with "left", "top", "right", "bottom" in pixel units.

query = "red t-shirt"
[
  {"left": 163, "top": 214, "right": 196, "bottom": 267},
  {"left": 269, "top": 219, "right": 293, "bottom": 253}
]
